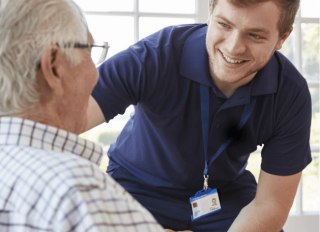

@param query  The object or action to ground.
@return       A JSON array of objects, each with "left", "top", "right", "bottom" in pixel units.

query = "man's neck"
[{"left": 211, "top": 73, "right": 256, "bottom": 98}]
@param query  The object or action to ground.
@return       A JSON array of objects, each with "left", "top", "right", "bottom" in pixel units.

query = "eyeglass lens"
[{"left": 91, "top": 44, "right": 108, "bottom": 66}]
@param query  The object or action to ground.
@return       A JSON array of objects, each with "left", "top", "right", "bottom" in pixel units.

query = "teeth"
[{"left": 222, "top": 53, "right": 244, "bottom": 64}]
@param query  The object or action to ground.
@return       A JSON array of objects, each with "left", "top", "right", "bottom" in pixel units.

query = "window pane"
[
  {"left": 302, "top": 152, "right": 320, "bottom": 212},
  {"left": 81, "top": 106, "right": 134, "bottom": 149},
  {"left": 74, "top": 0, "right": 134, "bottom": 12},
  {"left": 139, "top": 0, "right": 195, "bottom": 13},
  {"left": 280, "top": 34, "right": 294, "bottom": 62},
  {"left": 246, "top": 151, "right": 261, "bottom": 181},
  {"left": 310, "top": 87, "right": 320, "bottom": 141},
  {"left": 303, "top": 85, "right": 320, "bottom": 211},
  {"left": 139, "top": 17, "right": 194, "bottom": 39},
  {"left": 85, "top": 15, "right": 134, "bottom": 57},
  {"left": 301, "top": 23, "right": 320, "bottom": 82},
  {"left": 301, "top": 0, "right": 320, "bottom": 18}
]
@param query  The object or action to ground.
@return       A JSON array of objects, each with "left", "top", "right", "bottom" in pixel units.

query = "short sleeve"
[{"left": 261, "top": 78, "right": 312, "bottom": 175}]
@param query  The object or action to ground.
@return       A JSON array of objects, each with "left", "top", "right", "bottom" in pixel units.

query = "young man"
[
  {"left": 0, "top": 0, "right": 164, "bottom": 231},
  {"left": 88, "top": 0, "right": 312, "bottom": 231}
]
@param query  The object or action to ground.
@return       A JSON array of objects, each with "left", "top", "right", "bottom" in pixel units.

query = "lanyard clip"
[{"left": 203, "top": 174, "right": 209, "bottom": 190}]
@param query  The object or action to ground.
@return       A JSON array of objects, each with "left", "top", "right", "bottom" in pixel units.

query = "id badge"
[{"left": 189, "top": 188, "right": 221, "bottom": 221}]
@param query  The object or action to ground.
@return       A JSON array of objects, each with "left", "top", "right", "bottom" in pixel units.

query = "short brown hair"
[{"left": 209, "top": 0, "right": 299, "bottom": 35}]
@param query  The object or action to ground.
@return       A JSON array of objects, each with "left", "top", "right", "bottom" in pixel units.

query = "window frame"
[{"left": 287, "top": 8, "right": 319, "bottom": 215}]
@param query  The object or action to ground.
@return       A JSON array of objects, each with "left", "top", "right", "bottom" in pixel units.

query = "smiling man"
[
  {"left": 206, "top": 0, "right": 291, "bottom": 98},
  {"left": 87, "top": 0, "right": 312, "bottom": 231}
]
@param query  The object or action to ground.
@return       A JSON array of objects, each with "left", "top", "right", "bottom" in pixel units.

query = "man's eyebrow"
[
  {"left": 247, "top": 28, "right": 271, "bottom": 35},
  {"left": 214, "top": 14, "right": 271, "bottom": 35},
  {"left": 215, "top": 15, "right": 235, "bottom": 26}
]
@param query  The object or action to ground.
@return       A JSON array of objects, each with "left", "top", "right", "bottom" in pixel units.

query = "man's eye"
[
  {"left": 249, "top": 34, "right": 264, "bottom": 40},
  {"left": 218, "top": 22, "right": 230, "bottom": 29}
]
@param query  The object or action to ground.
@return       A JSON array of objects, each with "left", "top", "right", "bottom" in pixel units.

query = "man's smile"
[{"left": 219, "top": 50, "right": 247, "bottom": 64}]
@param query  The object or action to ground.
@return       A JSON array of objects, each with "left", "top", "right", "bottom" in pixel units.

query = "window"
[
  {"left": 78, "top": 0, "right": 319, "bottom": 219},
  {"left": 290, "top": 0, "right": 319, "bottom": 214}
]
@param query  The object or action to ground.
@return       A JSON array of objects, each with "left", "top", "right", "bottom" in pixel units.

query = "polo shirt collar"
[
  {"left": 179, "top": 25, "right": 212, "bottom": 86},
  {"left": 251, "top": 53, "right": 279, "bottom": 96},
  {"left": 219, "top": 56, "right": 280, "bottom": 109},
  {"left": 179, "top": 24, "right": 279, "bottom": 107}
]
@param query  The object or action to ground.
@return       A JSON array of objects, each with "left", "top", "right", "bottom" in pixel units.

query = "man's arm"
[
  {"left": 228, "top": 170, "right": 301, "bottom": 232},
  {"left": 85, "top": 96, "right": 105, "bottom": 131}
]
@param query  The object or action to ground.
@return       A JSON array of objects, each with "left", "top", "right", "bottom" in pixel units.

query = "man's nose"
[{"left": 226, "top": 31, "right": 246, "bottom": 55}]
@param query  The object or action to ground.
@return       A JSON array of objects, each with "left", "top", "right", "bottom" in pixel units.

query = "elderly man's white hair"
[{"left": 0, "top": 0, "right": 89, "bottom": 116}]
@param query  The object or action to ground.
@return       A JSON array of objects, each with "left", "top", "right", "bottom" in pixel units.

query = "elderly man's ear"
[{"left": 39, "top": 44, "right": 65, "bottom": 96}]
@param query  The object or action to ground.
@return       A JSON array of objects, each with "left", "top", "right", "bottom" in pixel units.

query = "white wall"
[{"left": 284, "top": 214, "right": 319, "bottom": 232}]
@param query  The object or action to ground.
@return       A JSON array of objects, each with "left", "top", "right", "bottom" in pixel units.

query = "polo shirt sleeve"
[
  {"left": 92, "top": 34, "right": 168, "bottom": 122},
  {"left": 261, "top": 66, "right": 312, "bottom": 176},
  {"left": 91, "top": 48, "right": 147, "bottom": 122}
]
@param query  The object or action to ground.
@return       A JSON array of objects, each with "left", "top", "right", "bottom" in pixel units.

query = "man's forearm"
[{"left": 227, "top": 199, "right": 288, "bottom": 232}]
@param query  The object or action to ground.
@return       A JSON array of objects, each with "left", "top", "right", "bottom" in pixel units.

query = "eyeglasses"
[
  {"left": 36, "top": 42, "right": 109, "bottom": 69},
  {"left": 71, "top": 42, "right": 109, "bottom": 66}
]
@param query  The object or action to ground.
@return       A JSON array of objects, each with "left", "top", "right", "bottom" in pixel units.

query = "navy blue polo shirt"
[{"left": 92, "top": 24, "right": 312, "bottom": 193}]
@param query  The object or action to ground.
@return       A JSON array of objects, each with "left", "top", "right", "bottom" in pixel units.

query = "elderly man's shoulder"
[
  {"left": 30, "top": 147, "right": 109, "bottom": 191},
  {"left": 1, "top": 145, "right": 109, "bottom": 197}
]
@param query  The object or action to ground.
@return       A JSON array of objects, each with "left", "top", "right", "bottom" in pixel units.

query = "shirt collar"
[
  {"left": 250, "top": 52, "right": 279, "bottom": 96},
  {"left": 179, "top": 24, "right": 279, "bottom": 105},
  {"left": 0, "top": 117, "right": 103, "bottom": 165},
  {"left": 180, "top": 25, "right": 212, "bottom": 86}
]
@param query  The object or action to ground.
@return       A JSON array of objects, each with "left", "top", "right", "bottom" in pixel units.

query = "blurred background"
[{"left": 78, "top": 1, "right": 320, "bottom": 231}]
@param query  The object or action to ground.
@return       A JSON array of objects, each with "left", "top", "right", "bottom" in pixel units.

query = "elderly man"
[{"left": 0, "top": 0, "right": 164, "bottom": 231}]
